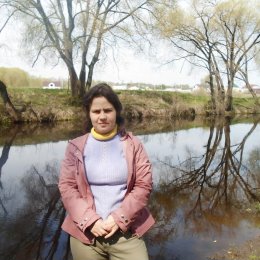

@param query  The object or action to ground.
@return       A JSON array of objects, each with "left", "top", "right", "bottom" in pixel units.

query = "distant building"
[
  {"left": 192, "top": 84, "right": 210, "bottom": 92},
  {"left": 128, "top": 86, "right": 140, "bottom": 91},
  {"left": 112, "top": 85, "right": 128, "bottom": 90},
  {"left": 42, "top": 81, "right": 62, "bottom": 89},
  {"left": 163, "top": 88, "right": 177, "bottom": 92},
  {"left": 112, "top": 85, "right": 141, "bottom": 91},
  {"left": 240, "top": 84, "right": 260, "bottom": 94},
  {"left": 251, "top": 85, "right": 260, "bottom": 94}
]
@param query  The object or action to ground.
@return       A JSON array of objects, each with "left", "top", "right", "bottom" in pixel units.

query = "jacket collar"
[{"left": 69, "top": 133, "right": 89, "bottom": 155}]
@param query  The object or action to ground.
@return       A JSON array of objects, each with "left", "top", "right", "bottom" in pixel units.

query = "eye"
[
  {"left": 91, "top": 109, "right": 100, "bottom": 114},
  {"left": 104, "top": 109, "right": 113, "bottom": 113}
]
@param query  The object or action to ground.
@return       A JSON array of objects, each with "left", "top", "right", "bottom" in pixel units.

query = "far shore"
[{"left": 0, "top": 88, "right": 259, "bottom": 124}]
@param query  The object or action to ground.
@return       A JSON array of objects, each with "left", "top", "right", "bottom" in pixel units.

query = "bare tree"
[
  {"left": 153, "top": 0, "right": 260, "bottom": 114},
  {"left": 0, "top": 80, "right": 21, "bottom": 121},
  {"left": 0, "top": 80, "right": 38, "bottom": 122},
  {"left": 213, "top": 0, "right": 260, "bottom": 112},
  {"left": 153, "top": 1, "right": 225, "bottom": 114},
  {"left": 1, "top": 0, "right": 154, "bottom": 97}
]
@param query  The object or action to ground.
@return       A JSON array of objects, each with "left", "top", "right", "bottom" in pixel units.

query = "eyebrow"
[{"left": 91, "top": 107, "right": 114, "bottom": 112}]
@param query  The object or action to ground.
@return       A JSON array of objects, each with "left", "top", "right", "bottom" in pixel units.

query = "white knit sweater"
[{"left": 83, "top": 134, "right": 128, "bottom": 219}]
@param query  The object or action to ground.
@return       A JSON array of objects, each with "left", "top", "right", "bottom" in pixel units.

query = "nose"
[{"left": 100, "top": 111, "right": 107, "bottom": 120}]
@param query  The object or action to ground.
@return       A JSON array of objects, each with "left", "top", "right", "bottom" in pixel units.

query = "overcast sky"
[
  {"left": 1, "top": 18, "right": 260, "bottom": 87},
  {"left": 0, "top": 34, "right": 205, "bottom": 86},
  {"left": 0, "top": 15, "right": 211, "bottom": 87}
]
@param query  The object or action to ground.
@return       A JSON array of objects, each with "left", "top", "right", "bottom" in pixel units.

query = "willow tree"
[
  {"left": 154, "top": 0, "right": 260, "bottom": 114},
  {"left": 214, "top": 0, "right": 260, "bottom": 111},
  {"left": 2, "top": 0, "right": 153, "bottom": 97}
]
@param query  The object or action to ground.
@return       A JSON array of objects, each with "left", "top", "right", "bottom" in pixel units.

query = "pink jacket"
[{"left": 58, "top": 132, "right": 155, "bottom": 244}]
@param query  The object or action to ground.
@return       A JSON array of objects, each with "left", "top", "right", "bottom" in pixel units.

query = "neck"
[{"left": 91, "top": 125, "right": 118, "bottom": 141}]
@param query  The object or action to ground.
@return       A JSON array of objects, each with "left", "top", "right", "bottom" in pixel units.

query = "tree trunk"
[
  {"left": 225, "top": 85, "right": 233, "bottom": 112},
  {"left": 246, "top": 84, "right": 259, "bottom": 105},
  {"left": 86, "top": 56, "right": 99, "bottom": 90},
  {"left": 0, "top": 80, "right": 21, "bottom": 121},
  {"left": 242, "top": 68, "right": 259, "bottom": 106},
  {"left": 208, "top": 71, "right": 217, "bottom": 113},
  {"left": 0, "top": 81, "right": 38, "bottom": 122},
  {"left": 68, "top": 67, "right": 80, "bottom": 97},
  {"left": 86, "top": 65, "right": 94, "bottom": 91},
  {"left": 212, "top": 55, "right": 225, "bottom": 114},
  {"left": 79, "top": 67, "right": 86, "bottom": 97}
]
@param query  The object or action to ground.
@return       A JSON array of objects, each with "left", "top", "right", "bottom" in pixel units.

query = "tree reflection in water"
[
  {"left": 0, "top": 125, "right": 21, "bottom": 215},
  {"left": 0, "top": 162, "right": 70, "bottom": 260},
  {"left": 147, "top": 117, "right": 260, "bottom": 259},
  {"left": 0, "top": 118, "right": 259, "bottom": 260}
]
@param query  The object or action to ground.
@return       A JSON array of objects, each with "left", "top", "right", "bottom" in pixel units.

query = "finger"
[
  {"left": 104, "top": 232, "right": 114, "bottom": 239},
  {"left": 100, "top": 230, "right": 108, "bottom": 236},
  {"left": 104, "top": 228, "right": 118, "bottom": 239},
  {"left": 103, "top": 225, "right": 113, "bottom": 232},
  {"left": 92, "top": 227, "right": 107, "bottom": 237}
]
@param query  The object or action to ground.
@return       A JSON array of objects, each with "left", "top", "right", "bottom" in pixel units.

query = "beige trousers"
[{"left": 70, "top": 231, "right": 149, "bottom": 260}]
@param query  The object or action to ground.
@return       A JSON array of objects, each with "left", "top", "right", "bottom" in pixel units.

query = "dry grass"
[{"left": 0, "top": 87, "right": 259, "bottom": 124}]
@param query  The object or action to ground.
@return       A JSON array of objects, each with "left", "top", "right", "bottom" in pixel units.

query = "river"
[{"left": 0, "top": 116, "right": 260, "bottom": 260}]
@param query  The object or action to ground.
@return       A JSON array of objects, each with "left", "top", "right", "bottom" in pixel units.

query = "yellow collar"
[{"left": 91, "top": 125, "right": 118, "bottom": 141}]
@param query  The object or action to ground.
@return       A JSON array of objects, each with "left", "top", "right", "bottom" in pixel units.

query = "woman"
[{"left": 59, "top": 83, "right": 155, "bottom": 260}]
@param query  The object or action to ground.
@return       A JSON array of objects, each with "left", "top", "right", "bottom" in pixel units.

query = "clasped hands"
[{"left": 90, "top": 215, "right": 119, "bottom": 239}]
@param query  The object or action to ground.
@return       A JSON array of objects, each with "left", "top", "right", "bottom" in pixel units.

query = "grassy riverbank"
[{"left": 0, "top": 87, "right": 259, "bottom": 123}]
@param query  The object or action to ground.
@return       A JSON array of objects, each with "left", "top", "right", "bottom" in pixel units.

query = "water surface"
[{"left": 0, "top": 117, "right": 259, "bottom": 260}]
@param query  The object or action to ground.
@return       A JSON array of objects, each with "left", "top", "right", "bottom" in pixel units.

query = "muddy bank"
[
  {"left": 0, "top": 89, "right": 259, "bottom": 124},
  {"left": 0, "top": 103, "right": 198, "bottom": 123}
]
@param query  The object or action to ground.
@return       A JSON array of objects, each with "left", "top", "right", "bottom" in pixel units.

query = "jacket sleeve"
[
  {"left": 58, "top": 142, "right": 100, "bottom": 232},
  {"left": 111, "top": 136, "right": 153, "bottom": 232}
]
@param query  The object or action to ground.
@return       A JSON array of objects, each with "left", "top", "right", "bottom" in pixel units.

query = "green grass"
[
  {"left": 8, "top": 87, "right": 76, "bottom": 107},
  {"left": 117, "top": 90, "right": 210, "bottom": 112},
  {"left": 233, "top": 96, "right": 259, "bottom": 107},
  {"left": 2, "top": 87, "right": 259, "bottom": 120}
]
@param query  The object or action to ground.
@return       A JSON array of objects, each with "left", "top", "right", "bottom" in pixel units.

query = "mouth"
[{"left": 99, "top": 123, "right": 108, "bottom": 127}]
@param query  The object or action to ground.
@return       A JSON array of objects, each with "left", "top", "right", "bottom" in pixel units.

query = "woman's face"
[{"left": 89, "top": 96, "right": 117, "bottom": 134}]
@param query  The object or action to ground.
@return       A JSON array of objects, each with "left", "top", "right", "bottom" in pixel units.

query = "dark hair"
[{"left": 83, "top": 83, "right": 126, "bottom": 136}]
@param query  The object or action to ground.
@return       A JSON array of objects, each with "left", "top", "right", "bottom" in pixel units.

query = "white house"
[{"left": 43, "top": 81, "right": 62, "bottom": 89}]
